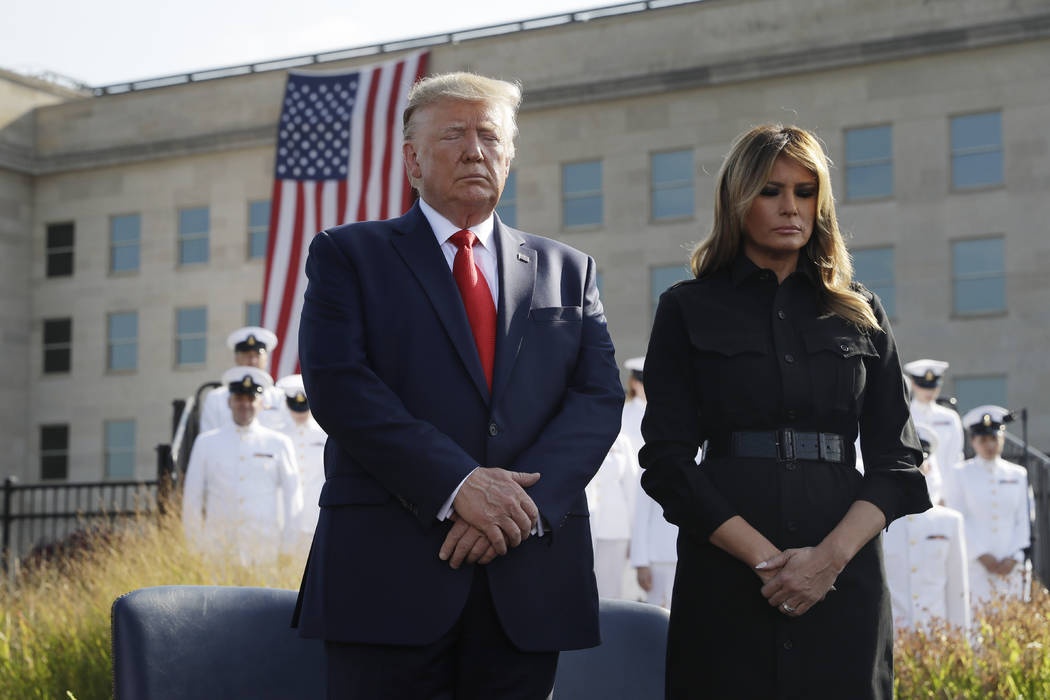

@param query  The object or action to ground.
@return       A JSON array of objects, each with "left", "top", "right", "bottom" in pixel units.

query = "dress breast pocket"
[
  {"left": 687, "top": 328, "right": 772, "bottom": 418},
  {"left": 802, "top": 331, "right": 879, "bottom": 413},
  {"left": 919, "top": 535, "right": 951, "bottom": 583}
]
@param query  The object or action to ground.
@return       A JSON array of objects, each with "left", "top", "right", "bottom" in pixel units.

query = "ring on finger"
[{"left": 781, "top": 602, "right": 797, "bottom": 613}]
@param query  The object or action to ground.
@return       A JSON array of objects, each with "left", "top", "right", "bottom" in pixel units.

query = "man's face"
[
  {"left": 228, "top": 393, "right": 262, "bottom": 426},
  {"left": 912, "top": 384, "right": 939, "bottom": 404},
  {"left": 235, "top": 349, "right": 267, "bottom": 370},
  {"left": 402, "top": 99, "right": 512, "bottom": 225},
  {"left": 972, "top": 433, "right": 1004, "bottom": 460}
]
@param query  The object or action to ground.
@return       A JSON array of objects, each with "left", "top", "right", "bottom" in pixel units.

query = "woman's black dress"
[{"left": 639, "top": 254, "right": 931, "bottom": 700}]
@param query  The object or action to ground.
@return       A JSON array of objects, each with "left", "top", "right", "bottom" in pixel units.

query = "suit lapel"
[
  {"left": 492, "top": 217, "right": 536, "bottom": 403},
  {"left": 389, "top": 204, "right": 491, "bottom": 403}
]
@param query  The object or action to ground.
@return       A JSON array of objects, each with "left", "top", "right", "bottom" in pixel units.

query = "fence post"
[
  {"left": 2, "top": 476, "right": 16, "bottom": 573},
  {"left": 156, "top": 444, "right": 173, "bottom": 515}
]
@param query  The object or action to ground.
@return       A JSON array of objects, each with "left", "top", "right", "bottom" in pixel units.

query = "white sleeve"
[
  {"left": 621, "top": 436, "right": 640, "bottom": 532},
  {"left": 277, "top": 436, "right": 305, "bottom": 554},
  {"left": 945, "top": 513, "right": 970, "bottom": 629},
  {"left": 1008, "top": 472, "right": 1033, "bottom": 560},
  {"left": 199, "top": 391, "right": 223, "bottom": 433},
  {"left": 181, "top": 440, "right": 207, "bottom": 551},
  {"left": 630, "top": 474, "right": 651, "bottom": 568}
]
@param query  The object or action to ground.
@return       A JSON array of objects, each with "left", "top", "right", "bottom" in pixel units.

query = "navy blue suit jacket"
[{"left": 293, "top": 202, "right": 623, "bottom": 652}]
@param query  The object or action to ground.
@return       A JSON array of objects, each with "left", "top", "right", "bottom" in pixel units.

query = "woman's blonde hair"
[{"left": 689, "top": 124, "right": 879, "bottom": 331}]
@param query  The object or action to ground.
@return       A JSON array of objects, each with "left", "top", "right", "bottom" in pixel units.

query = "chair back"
[{"left": 111, "top": 585, "right": 324, "bottom": 700}]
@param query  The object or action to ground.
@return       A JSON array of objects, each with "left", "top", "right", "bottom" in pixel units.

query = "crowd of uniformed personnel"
[{"left": 181, "top": 327, "right": 1033, "bottom": 630}]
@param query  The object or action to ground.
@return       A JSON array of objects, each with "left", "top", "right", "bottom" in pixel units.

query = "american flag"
[{"left": 262, "top": 51, "right": 429, "bottom": 378}]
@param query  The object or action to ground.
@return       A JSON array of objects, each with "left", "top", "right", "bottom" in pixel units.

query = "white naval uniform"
[
  {"left": 943, "top": 456, "right": 1031, "bottom": 604},
  {"left": 910, "top": 399, "right": 964, "bottom": 498},
  {"left": 586, "top": 432, "right": 639, "bottom": 599},
  {"left": 623, "top": 396, "right": 679, "bottom": 608},
  {"left": 279, "top": 417, "right": 327, "bottom": 545},
  {"left": 199, "top": 385, "right": 289, "bottom": 433},
  {"left": 181, "top": 421, "right": 304, "bottom": 567},
  {"left": 883, "top": 506, "right": 970, "bottom": 630}
]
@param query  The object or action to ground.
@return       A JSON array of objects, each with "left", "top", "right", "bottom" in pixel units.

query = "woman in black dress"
[{"left": 639, "top": 124, "right": 931, "bottom": 699}]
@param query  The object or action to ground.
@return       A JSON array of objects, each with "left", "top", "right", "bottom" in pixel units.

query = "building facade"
[{"left": 2, "top": 0, "right": 1048, "bottom": 483}]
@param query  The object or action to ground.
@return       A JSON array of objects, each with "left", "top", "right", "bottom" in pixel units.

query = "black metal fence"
[
  {"left": 1, "top": 476, "right": 159, "bottom": 572},
  {"left": 1002, "top": 434, "right": 1050, "bottom": 589}
]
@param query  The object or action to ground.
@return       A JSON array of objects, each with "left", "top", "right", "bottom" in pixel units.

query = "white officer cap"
[
  {"left": 624, "top": 356, "right": 645, "bottom": 382},
  {"left": 962, "top": 405, "right": 1013, "bottom": 436},
  {"left": 221, "top": 366, "right": 274, "bottom": 395},
  {"left": 903, "top": 359, "right": 949, "bottom": 388},
  {"left": 913, "top": 423, "right": 940, "bottom": 461},
  {"left": 226, "top": 326, "right": 278, "bottom": 353},
  {"left": 276, "top": 374, "right": 310, "bottom": 412}
]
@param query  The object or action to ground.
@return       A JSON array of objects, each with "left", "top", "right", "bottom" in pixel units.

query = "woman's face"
[{"left": 741, "top": 156, "right": 817, "bottom": 264}]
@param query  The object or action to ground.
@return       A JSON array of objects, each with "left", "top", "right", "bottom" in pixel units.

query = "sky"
[{"left": 1, "top": 0, "right": 608, "bottom": 88}]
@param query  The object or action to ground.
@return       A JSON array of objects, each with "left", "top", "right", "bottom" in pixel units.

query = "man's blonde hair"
[{"left": 402, "top": 72, "right": 521, "bottom": 158}]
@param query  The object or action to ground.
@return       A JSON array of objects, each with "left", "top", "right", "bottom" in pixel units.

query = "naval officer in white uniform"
[
  {"left": 883, "top": 424, "right": 970, "bottom": 630},
  {"left": 275, "top": 373, "right": 327, "bottom": 554},
  {"left": 622, "top": 356, "right": 679, "bottom": 608},
  {"left": 586, "top": 432, "right": 639, "bottom": 599},
  {"left": 182, "top": 366, "right": 304, "bottom": 567},
  {"left": 904, "top": 359, "right": 964, "bottom": 500},
  {"left": 943, "top": 405, "right": 1032, "bottom": 606},
  {"left": 199, "top": 326, "right": 287, "bottom": 433}
]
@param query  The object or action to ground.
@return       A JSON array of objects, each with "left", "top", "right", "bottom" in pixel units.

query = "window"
[
  {"left": 651, "top": 264, "right": 691, "bottom": 319},
  {"left": 176, "top": 307, "right": 207, "bottom": 366},
  {"left": 953, "top": 237, "right": 1005, "bottom": 315},
  {"left": 245, "top": 302, "right": 262, "bottom": 327},
  {"left": 43, "top": 318, "right": 72, "bottom": 374},
  {"left": 108, "top": 312, "right": 138, "bottom": 371},
  {"left": 178, "top": 207, "right": 209, "bottom": 264},
  {"left": 104, "top": 420, "right": 136, "bottom": 479},
  {"left": 46, "top": 222, "right": 74, "bottom": 277},
  {"left": 845, "top": 125, "right": 893, "bottom": 200},
  {"left": 954, "top": 375, "right": 1008, "bottom": 417},
  {"left": 110, "top": 214, "right": 140, "bottom": 273},
  {"left": 562, "top": 161, "right": 602, "bottom": 228},
  {"left": 651, "top": 149, "right": 694, "bottom": 220},
  {"left": 40, "top": 424, "right": 69, "bottom": 480},
  {"left": 248, "top": 201, "right": 270, "bottom": 260},
  {"left": 495, "top": 171, "right": 517, "bottom": 227},
  {"left": 852, "top": 247, "right": 895, "bottom": 317},
  {"left": 951, "top": 112, "right": 1003, "bottom": 189}
]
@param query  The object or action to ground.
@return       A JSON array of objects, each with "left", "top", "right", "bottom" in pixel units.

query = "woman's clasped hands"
[{"left": 755, "top": 546, "right": 841, "bottom": 617}]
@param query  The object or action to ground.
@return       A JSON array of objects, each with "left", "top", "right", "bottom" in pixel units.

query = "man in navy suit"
[{"left": 293, "top": 71, "right": 624, "bottom": 699}]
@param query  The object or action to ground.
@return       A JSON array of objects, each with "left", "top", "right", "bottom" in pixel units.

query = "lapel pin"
[{"left": 517, "top": 252, "right": 529, "bottom": 263}]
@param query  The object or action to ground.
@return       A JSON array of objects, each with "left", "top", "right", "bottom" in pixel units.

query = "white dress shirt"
[
  {"left": 586, "top": 433, "right": 639, "bottom": 540},
  {"left": 943, "top": 455, "right": 1031, "bottom": 602},
  {"left": 182, "top": 420, "right": 304, "bottom": 566},
  {"left": 911, "top": 398, "right": 964, "bottom": 497},
  {"left": 279, "top": 416, "right": 328, "bottom": 536},
  {"left": 883, "top": 506, "right": 970, "bottom": 629}
]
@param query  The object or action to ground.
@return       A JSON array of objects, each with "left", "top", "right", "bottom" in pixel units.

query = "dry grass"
[
  {"left": 0, "top": 507, "right": 304, "bottom": 700},
  {"left": 2, "top": 509, "right": 1049, "bottom": 699}
]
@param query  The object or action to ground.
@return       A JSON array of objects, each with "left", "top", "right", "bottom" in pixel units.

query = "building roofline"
[{"left": 90, "top": 0, "right": 703, "bottom": 96}]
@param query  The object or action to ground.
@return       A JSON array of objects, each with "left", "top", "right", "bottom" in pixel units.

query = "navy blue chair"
[
  {"left": 554, "top": 598, "right": 669, "bottom": 699},
  {"left": 112, "top": 586, "right": 667, "bottom": 699},
  {"left": 111, "top": 585, "right": 324, "bottom": 700}
]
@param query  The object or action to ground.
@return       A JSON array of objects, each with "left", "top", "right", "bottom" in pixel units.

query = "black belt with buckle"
[{"left": 707, "top": 429, "right": 847, "bottom": 464}]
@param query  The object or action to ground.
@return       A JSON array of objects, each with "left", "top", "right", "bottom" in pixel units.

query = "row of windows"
[
  {"left": 648, "top": 236, "right": 1006, "bottom": 320},
  {"left": 43, "top": 111, "right": 1004, "bottom": 277},
  {"left": 499, "top": 111, "right": 1004, "bottom": 229},
  {"left": 42, "top": 303, "right": 262, "bottom": 375},
  {"left": 845, "top": 112, "right": 1002, "bottom": 200},
  {"left": 45, "top": 201, "right": 272, "bottom": 278},
  {"left": 40, "top": 421, "right": 137, "bottom": 481}
]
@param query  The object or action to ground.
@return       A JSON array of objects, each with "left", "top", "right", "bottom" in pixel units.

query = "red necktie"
[{"left": 450, "top": 230, "right": 496, "bottom": 389}]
